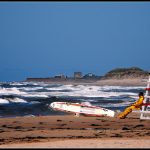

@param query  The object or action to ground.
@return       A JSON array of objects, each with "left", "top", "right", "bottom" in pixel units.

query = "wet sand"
[{"left": 0, "top": 113, "right": 150, "bottom": 148}]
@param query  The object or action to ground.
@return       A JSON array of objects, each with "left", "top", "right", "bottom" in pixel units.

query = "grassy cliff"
[{"left": 103, "top": 67, "right": 149, "bottom": 79}]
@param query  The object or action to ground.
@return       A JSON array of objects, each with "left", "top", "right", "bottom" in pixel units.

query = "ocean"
[{"left": 0, "top": 81, "right": 145, "bottom": 118}]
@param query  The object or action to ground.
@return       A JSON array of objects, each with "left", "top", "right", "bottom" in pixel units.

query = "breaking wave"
[{"left": 0, "top": 81, "right": 145, "bottom": 117}]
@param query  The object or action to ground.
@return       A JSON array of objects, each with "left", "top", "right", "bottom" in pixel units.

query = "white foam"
[
  {"left": 0, "top": 97, "right": 41, "bottom": 105},
  {"left": 20, "top": 87, "right": 44, "bottom": 91},
  {"left": 9, "top": 98, "right": 27, "bottom": 103},
  {"left": 103, "top": 101, "right": 133, "bottom": 108},
  {"left": 0, "top": 98, "right": 9, "bottom": 104},
  {"left": 44, "top": 90, "right": 137, "bottom": 98},
  {"left": 0, "top": 83, "right": 143, "bottom": 99},
  {"left": 23, "top": 93, "right": 49, "bottom": 98},
  {"left": 46, "top": 84, "right": 76, "bottom": 91},
  {"left": 21, "top": 82, "right": 40, "bottom": 86},
  {"left": 10, "top": 82, "right": 25, "bottom": 86},
  {"left": 44, "top": 84, "right": 142, "bottom": 98},
  {"left": 0, "top": 87, "right": 27, "bottom": 95},
  {"left": 0, "top": 87, "right": 48, "bottom": 98}
]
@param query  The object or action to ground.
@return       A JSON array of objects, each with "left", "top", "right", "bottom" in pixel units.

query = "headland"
[{"left": 25, "top": 67, "right": 149, "bottom": 86}]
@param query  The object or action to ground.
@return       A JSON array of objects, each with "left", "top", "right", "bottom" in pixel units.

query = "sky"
[{"left": 0, "top": 2, "right": 150, "bottom": 82}]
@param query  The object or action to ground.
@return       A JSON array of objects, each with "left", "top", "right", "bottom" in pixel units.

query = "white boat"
[{"left": 50, "top": 102, "right": 115, "bottom": 117}]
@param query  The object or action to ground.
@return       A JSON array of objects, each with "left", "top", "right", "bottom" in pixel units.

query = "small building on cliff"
[{"left": 74, "top": 72, "right": 82, "bottom": 79}]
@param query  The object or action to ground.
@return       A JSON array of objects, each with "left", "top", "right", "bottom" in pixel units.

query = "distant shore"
[
  {"left": 25, "top": 67, "right": 149, "bottom": 87},
  {"left": 26, "top": 78, "right": 148, "bottom": 87}
]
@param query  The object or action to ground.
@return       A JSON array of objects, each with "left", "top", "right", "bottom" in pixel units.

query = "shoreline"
[
  {"left": 0, "top": 113, "right": 150, "bottom": 148},
  {"left": 26, "top": 78, "right": 147, "bottom": 86}
]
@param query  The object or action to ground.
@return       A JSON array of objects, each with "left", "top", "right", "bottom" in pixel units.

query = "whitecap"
[
  {"left": 0, "top": 98, "right": 9, "bottom": 104},
  {"left": 44, "top": 90, "right": 137, "bottom": 98},
  {"left": 46, "top": 84, "right": 76, "bottom": 91},
  {"left": 0, "top": 87, "right": 27, "bottom": 95},
  {"left": 23, "top": 93, "right": 49, "bottom": 98},
  {"left": 103, "top": 101, "right": 133, "bottom": 108},
  {"left": 8, "top": 98, "right": 27, "bottom": 103},
  {"left": 10, "top": 82, "right": 25, "bottom": 86},
  {"left": 43, "top": 85, "right": 141, "bottom": 98},
  {"left": 19, "top": 87, "right": 44, "bottom": 91}
]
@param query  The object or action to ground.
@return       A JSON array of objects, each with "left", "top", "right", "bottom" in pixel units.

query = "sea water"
[{"left": 0, "top": 81, "right": 145, "bottom": 117}]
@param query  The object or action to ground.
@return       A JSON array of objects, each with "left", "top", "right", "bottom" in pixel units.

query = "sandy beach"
[
  {"left": 43, "top": 78, "right": 147, "bottom": 86},
  {"left": 0, "top": 112, "right": 150, "bottom": 148},
  {"left": 95, "top": 78, "right": 147, "bottom": 86}
]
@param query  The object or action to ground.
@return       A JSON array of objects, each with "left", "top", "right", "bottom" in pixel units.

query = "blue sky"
[{"left": 0, "top": 2, "right": 150, "bottom": 82}]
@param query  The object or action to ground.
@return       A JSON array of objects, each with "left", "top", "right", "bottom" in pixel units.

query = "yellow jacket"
[{"left": 132, "top": 96, "right": 144, "bottom": 108}]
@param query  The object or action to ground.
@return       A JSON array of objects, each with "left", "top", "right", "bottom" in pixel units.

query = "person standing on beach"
[{"left": 118, "top": 92, "right": 144, "bottom": 119}]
